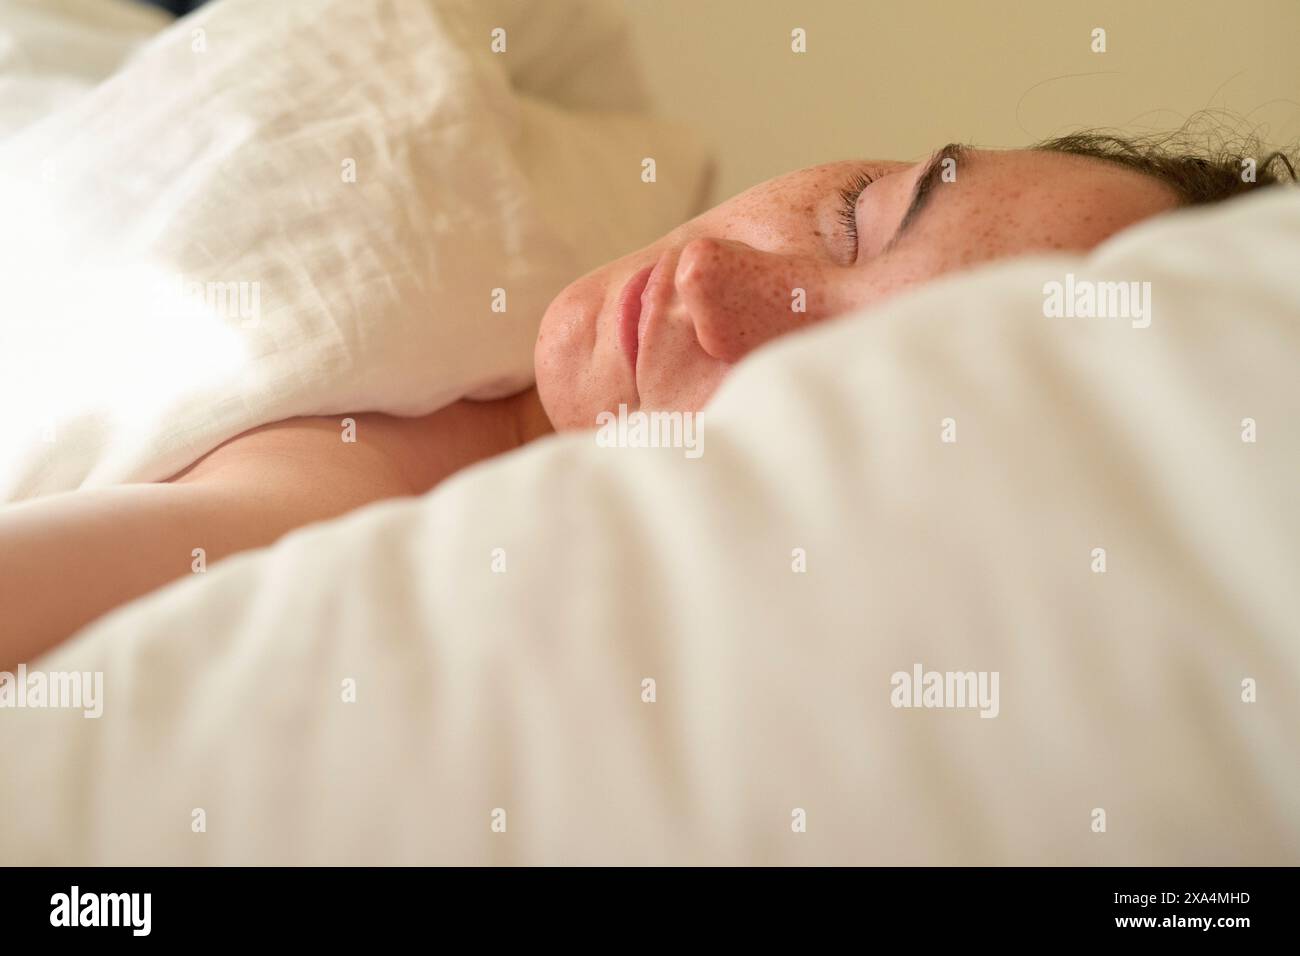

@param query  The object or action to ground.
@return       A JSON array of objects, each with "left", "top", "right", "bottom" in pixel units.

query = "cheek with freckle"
[
  {"left": 536, "top": 274, "right": 596, "bottom": 368},
  {"left": 534, "top": 272, "right": 615, "bottom": 429}
]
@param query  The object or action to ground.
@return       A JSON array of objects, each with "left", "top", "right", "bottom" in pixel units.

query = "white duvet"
[{"left": 2, "top": 183, "right": 1297, "bottom": 865}]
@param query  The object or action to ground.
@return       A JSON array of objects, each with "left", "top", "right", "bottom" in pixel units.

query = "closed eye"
[{"left": 836, "top": 169, "right": 876, "bottom": 260}]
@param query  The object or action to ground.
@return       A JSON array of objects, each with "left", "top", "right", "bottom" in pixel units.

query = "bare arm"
[{"left": 0, "top": 391, "right": 547, "bottom": 668}]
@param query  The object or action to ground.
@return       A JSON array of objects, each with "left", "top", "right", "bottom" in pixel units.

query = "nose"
[{"left": 674, "top": 237, "right": 849, "bottom": 363}]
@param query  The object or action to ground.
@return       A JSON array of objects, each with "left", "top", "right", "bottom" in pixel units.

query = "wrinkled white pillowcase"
[{"left": 0, "top": 0, "right": 709, "bottom": 500}]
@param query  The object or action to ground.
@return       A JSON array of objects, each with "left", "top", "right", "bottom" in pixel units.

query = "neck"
[
  {"left": 376, "top": 387, "right": 554, "bottom": 496},
  {"left": 505, "top": 385, "right": 555, "bottom": 448}
]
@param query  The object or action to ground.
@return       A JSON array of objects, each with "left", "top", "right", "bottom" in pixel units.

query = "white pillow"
[
  {"left": 0, "top": 0, "right": 709, "bottom": 500},
  {"left": 4, "top": 189, "right": 1297, "bottom": 864}
]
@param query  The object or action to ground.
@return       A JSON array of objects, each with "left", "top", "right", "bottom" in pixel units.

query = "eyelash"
[{"left": 837, "top": 170, "right": 876, "bottom": 258}]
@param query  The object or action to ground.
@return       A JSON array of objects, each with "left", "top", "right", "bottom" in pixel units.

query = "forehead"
[
  {"left": 951, "top": 149, "right": 1181, "bottom": 229},
  {"left": 953, "top": 148, "right": 1175, "bottom": 201},
  {"left": 904, "top": 148, "right": 1180, "bottom": 247},
  {"left": 736, "top": 148, "right": 1173, "bottom": 202}
]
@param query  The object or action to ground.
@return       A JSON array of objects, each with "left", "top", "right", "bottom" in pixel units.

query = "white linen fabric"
[
  {"left": 0, "top": 0, "right": 170, "bottom": 139},
  {"left": 0, "top": 0, "right": 709, "bottom": 500},
  {"left": 1, "top": 187, "right": 1296, "bottom": 865}
]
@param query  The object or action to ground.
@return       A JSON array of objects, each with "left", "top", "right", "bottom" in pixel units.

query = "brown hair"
[{"left": 1034, "top": 128, "right": 1297, "bottom": 207}]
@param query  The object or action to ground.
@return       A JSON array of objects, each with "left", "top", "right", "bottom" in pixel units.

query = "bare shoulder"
[{"left": 166, "top": 392, "right": 544, "bottom": 500}]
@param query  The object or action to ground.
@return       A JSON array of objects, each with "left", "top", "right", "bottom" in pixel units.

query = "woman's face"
[{"left": 535, "top": 147, "right": 1178, "bottom": 429}]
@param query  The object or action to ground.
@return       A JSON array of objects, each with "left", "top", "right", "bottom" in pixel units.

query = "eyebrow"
[{"left": 885, "top": 143, "right": 968, "bottom": 250}]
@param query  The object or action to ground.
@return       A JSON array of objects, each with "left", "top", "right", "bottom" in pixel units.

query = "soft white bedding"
[
  {"left": 0, "top": 0, "right": 709, "bottom": 501},
  {"left": 0, "top": 0, "right": 169, "bottom": 138},
  {"left": 3, "top": 185, "right": 1296, "bottom": 865}
]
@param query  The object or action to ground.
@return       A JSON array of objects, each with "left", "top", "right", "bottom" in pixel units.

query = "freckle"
[
  {"left": 804, "top": 205, "right": 814, "bottom": 213},
  {"left": 813, "top": 229, "right": 823, "bottom": 237}
]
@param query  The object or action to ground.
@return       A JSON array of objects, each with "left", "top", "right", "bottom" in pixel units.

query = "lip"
[{"left": 616, "top": 263, "right": 654, "bottom": 375}]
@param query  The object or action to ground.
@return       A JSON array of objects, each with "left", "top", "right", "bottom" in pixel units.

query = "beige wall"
[{"left": 625, "top": 0, "right": 1300, "bottom": 204}]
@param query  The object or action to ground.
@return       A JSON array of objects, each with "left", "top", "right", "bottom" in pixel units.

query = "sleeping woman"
[{"left": 1, "top": 133, "right": 1293, "bottom": 667}]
